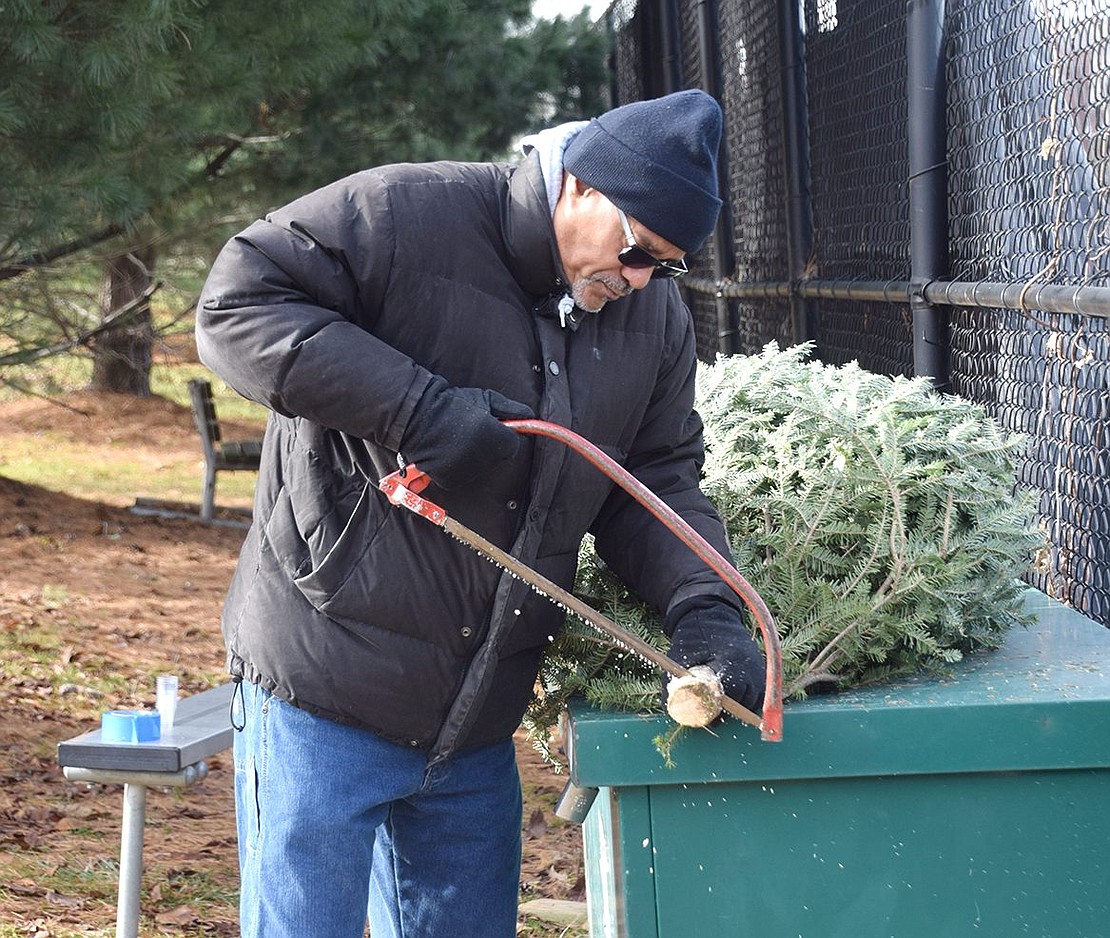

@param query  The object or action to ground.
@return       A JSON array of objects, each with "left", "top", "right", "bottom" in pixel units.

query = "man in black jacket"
[{"left": 196, "top": 88, "right": 765, "bottom": 938}]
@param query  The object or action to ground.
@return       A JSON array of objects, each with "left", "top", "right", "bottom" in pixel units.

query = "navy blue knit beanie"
[{"left": 563, "top": 89, "right": 723, "bottom": 254}]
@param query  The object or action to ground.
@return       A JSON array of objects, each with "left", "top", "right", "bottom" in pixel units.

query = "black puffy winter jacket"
[{"left": 195, "top": 153, "right": 737, "bottom": 759}]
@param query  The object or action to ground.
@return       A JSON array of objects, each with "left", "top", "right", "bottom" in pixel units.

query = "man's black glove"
[
  {"left": 400, "top": 376, "right": 534, "bottom": 490},
  {"left": 665, "top": 596, "right": 766, "bottom": 712}
]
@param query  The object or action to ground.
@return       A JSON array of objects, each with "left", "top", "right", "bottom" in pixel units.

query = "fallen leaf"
[
  {"left": 5, "top": 879, "right": 46, "bottom": 897},
  {"left": 568, "top": 868, "right": 587, "bottom": 901},
  {"left": 18, "top": 918, "right": 53, "bottom": 938},
  {"left": 46, "top": 889, "right": 86, "bottom": 909},
  {"left": 66, "top": 803, "right": 107, "bottom": 821},
  {"left": 525, "top": 808, "right": 547, "bottom": 839},
  {"left": 156, "top": 905, "right": 199, "bottom": 926},
  {"left": 2, "top": 828, "right": 45, "bottom": 849}
]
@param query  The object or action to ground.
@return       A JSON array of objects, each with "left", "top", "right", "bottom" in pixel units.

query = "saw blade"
[{"left": 442, "top": 516, "right": 762, "bottom": 729}]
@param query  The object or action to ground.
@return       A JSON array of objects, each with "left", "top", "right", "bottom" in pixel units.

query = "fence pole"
[
  {"left": 661, "top": 0, "right": 683, "bottom": 94},
  {"left": 638, "top": 0, "right": 668, "bottom": 98},
  {"left": 603, "top": 5, "right": 619, "bottom": 106},
  {"left": 778, "top": 0, "right": 818, "bottom": 346},
  {"left": 907, "top": 0, "right": 950, "bottom": 389}
]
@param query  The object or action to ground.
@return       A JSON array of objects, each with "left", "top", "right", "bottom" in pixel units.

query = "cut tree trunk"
[
  {"left": 665, "top": 665, "right": 724, "bottom": 727},
  {"left": 90, "top": 248, "right": 156, "bottom": 396}
]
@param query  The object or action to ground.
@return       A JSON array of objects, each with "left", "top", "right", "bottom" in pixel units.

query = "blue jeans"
[{"left": 233, "top": 683, "right": 523, "bottom": 938}]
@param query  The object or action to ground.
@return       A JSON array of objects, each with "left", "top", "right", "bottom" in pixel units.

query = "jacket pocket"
[
  {"left": 292, "top": 482, "right": 383, "bottom": 610},
  {"left": 264, "top": 481, "right": 388, "bottom": 612},
  {"left": 265, "top": 487, "right": 311, "bottom": 579}
]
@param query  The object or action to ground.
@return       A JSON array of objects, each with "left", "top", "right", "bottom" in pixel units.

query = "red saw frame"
[{"left": 380, "top": 418, "right": 784, "bottom": 741}]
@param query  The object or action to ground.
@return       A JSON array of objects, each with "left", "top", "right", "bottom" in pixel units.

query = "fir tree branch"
[
  {"left": 786, "top": 668, "right": 845, "bottom": 694},
  {"left": 940, "top": 489, "right": 955, "bottom": 557},
  {"left": 526, "top": 344, "right": 1044, "bottom": 766},
  {"left": 805, "top": 618, "right": 860, "bottom": 676}
]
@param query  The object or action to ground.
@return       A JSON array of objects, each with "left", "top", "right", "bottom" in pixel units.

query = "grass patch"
[
  {"left": 517, "top": 916, "right": 588, "bottom": 937},
  {"left": 0, "top": 855, "right": 118, "bottom": 937},
  {"left": 0, "top": 855, "right": 239, "bottom": 938},
  {"left": 0, "top": 352, "right": 94, "bottom": 402},
  {"left": 0, "top": 609, "right": 138, "bottom": 707},
  {"left": 151, "top": 362, "right": 269, "bottom": 424},
  {"left": 158, "top": 867, "right": 239, "bottom": 910},
  {"left": 0, "top": 433, "right": 206, "bottom": 504},
  {"left": 0, "top": 923, "right": 111, "bottom": 938},
  {"left": 1, "top": 338, "right": 267, "bottom": 426},
  {"left": 0, "top": 359, "right": 266, "bottom": 508},
  {"left": 2, "top": 854, "right": 119, "bottom": 900}
]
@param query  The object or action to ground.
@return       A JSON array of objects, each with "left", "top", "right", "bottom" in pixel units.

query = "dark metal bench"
[
  {"left": 187, "top": 378, "right": 262, "bottom": 522},
  {"left": 58, "top": 683, "right": 235, "bottom": 938}
]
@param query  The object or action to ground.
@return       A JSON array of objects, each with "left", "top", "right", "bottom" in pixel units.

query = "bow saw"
[{"left": 379, "top": 418, "right": 783, "bottom": 742}]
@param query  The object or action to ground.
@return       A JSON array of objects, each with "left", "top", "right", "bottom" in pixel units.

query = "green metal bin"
[{"left": 566, "top": 589, "right": 1110, "bottom": 937}]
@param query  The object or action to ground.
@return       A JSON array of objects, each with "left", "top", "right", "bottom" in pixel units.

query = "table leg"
[
  {"left": 116, "top": 782, "right": 147, "bottom": 938},
  {"left": 62, "top": 763, "right": 209, "bottom": 938}
]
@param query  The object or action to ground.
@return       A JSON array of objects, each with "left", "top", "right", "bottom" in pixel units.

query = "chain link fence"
[{"left": 603, "top": 0, "right": 1110, "bottom": 625}]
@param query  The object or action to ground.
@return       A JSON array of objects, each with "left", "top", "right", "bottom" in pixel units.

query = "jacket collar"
[
  {"left": 503, "top": 151, "right": 567, "bottom": 299},
  {"left": 504, "top": 152, "right": 594, "bottom": 331}
]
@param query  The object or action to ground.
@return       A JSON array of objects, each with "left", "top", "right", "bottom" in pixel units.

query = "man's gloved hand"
[
  {"left": 665, "top": 596, "right": 766, "bottom": 713},
  {"left": 400, "top": 376, "right": 534, "bottom": 490}
]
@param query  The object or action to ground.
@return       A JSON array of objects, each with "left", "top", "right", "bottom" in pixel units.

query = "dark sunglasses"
[{"left": 616, "top": 207, "right": 688, "bottom": 280}]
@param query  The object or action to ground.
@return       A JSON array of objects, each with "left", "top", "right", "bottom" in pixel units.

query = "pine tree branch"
[
  {"left": 203, "top": 138, "right": 243, "bottom": 179},
  {"left": 199, "top": 132, "right": 294, "bottom": 178},
  {"left": 0, "top": 223, "right": 126, "bottom": 282},
  {"left": 0, "top": 280, "right": 161, "bottom": 366},
  {"left": 1, "top": 126, "right": 298, "bottom": 283}
]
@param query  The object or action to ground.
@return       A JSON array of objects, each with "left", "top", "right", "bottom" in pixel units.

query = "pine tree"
[{"left": 0, "top": 0, "right": 607, "bottom": 393}]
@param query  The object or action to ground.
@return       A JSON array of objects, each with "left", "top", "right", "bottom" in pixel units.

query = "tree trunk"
[{"left": 90, "top": 248, "right": 156, "bottom": 395}]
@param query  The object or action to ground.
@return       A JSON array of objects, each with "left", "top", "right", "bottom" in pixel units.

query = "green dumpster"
[{"left": 566, "top": 589, "right": 1110, "bottom": 937}]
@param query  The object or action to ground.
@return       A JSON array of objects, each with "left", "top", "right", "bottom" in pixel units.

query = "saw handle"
[{"left": 505, "top": 418, "right": 783, "bottom": 742}]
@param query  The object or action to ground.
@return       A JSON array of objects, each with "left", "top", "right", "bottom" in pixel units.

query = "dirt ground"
[{"left": 0, "top": 391, "right": 585, "bottom": 936}]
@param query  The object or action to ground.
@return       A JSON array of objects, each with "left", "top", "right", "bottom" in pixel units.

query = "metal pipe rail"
[{"left": 683, "top": 276, "right": 1110, "bottom": 319}]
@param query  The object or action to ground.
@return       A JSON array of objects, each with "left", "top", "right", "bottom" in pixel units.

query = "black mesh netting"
[
  {"left": 608, "top": 0, "right": 645, "bottom": 108},
  {"left": 946, "top": 0, "right": 1110, "bottom": 621},
  {"left": 804, "top": 0, "right": 913, "bottom": 376},
  {"left": 678, "top": 0, "right": 727, "bottom": 360},
  {"left": 716, "top": 0, "right": 794, "bottom": 356},
  {"left": 605, "top": 0, "right": 1110, "bottom": 624}
]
